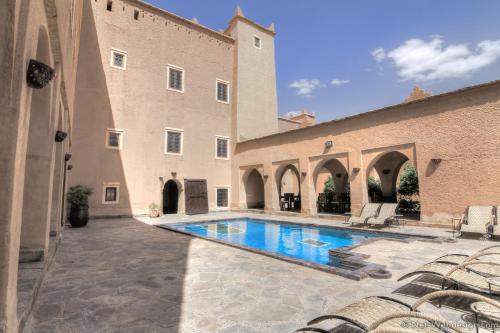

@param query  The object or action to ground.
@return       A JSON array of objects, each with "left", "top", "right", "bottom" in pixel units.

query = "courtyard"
[{"left": 23, "top": 213, "right": 493, "bottom": 333}]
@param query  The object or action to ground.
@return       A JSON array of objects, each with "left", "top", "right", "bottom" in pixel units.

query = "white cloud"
[
  {"left": 331, "top": 79, "right": 350, "bottom": 86},
  {"left": 289, "top": 79, "right": 321, "bottom": 97},
  {"left": 371, "top": 48, "right": 386, "bottom": 62},
  {"left": 373, "top": 37, "right": 500, "bottom": 82},
  {"left": 283, "top": 111, "right": 301, "bottom": 118}
]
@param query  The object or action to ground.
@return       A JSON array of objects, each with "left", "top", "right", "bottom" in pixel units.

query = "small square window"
[
  {"left": 111, "top": 48, "right": 127, "bottom": 69},
  {"left": 106, "top": 1, "right": 112, "bottom": 11},
  {"left": 254, "top": 36, "right": 261, "bottom": 49},
  {"left": 102, "top": 183, "right": 119, "bottom": 204},
  {"left": 106, "top": 129, "right": 123, "bottom": 149},
  {"left": 215, "top": 136, "right": 229, "bottom": 159},
  {"left": 216, "top": 80, "right": 229, "bottom": 103},
  {"left": 165, "top": 129, "right": 183, "bottom": 155},
  {"left": 216, "top": 188, "right": 229, "bottom": 208},
  {"left": 134, "top": 10, "right": 139, "bottom": 20},
  {"left": 167, "top": 65, "right": 184, "bottom": 92}
]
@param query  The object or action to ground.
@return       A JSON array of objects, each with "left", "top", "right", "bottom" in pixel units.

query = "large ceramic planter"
[{"left": 69, "top": 204, "right": 89, "bottom": 227}]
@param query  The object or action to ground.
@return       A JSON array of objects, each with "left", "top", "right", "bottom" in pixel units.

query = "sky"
[{"left": 147, "top": 0, "right": 500, "bottom": 122}]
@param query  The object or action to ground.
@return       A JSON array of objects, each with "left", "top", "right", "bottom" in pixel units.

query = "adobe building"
[
  {"left": 234, "top": 81, "right": 500, "bottom": 223},
  {"left": 0, "top": 1, "right": 83, "bottom": 332},
  {"left": 69, "top": 0, "right": 279, "bottom": 216},
  {"left": 1, "top": 0, "right": 500, "bottom": 331},
  {"left": 69, "top": 0, "right": 500, "bottom": 224}
]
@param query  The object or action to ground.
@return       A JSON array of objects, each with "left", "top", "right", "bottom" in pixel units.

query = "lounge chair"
[
  {"left": 433, "top": 245, "right": 500, "bottom": 266},
  {"left": 296, "top": 290, "right": 498, "bottom": 333},
  {"left": 398, "top": 261, "right": 500, "bottom": 294},
  {"left": 456, "top": 206, "right": 494, "bottom": 237},
  {"left": 296, "top": 296, "right": 412, "bottom": 332},
  {"left": 366, "top": 203, "right": 398, "bottom": 227},
  {"left": 345, "top": 203, "right": 380, "bottom": 226},
  {"left": 490, "top": 206, "right": 500, "bottom": 238}
]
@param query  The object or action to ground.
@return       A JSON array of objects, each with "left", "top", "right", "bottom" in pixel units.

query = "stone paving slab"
[{"left": 24, "top": 215, "right": 498, "bottom": 333}]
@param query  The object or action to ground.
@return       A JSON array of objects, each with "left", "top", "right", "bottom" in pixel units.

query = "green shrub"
[
  {"left": 398, "top": 164, "right": 419, "bottom": 197},
  {"left": 398, "top": 164, "right": 420, "bottom": 213},
  {"left": 66, "top": 185, "right": 93, "bottom": 207},
  {"left": 323, "top": 176, "right": 335, "bottom": 193},
  {"left": 367, "top": 176, "right": 382, "bottom": 195}
]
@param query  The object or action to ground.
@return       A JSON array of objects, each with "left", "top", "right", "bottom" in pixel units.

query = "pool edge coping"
[{"left": 155, "top": 217, "right": 449, "bottom": 280}]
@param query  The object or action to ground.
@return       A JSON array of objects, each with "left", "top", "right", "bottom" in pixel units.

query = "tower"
[{"left": 226, "top": 6, "right": 278, "bottom": 141}]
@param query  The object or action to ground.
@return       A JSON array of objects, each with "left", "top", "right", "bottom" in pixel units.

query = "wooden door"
[{"left": 184, "top": 179, "right": 208, "bottom": 215}]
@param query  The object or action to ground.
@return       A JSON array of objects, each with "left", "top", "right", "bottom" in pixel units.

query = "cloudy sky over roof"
[{"left": 148, "top": 0, "right": 500, "bottom": 121}]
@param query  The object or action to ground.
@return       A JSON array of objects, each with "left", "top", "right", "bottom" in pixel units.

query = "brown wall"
[{"left": 233, "top": 81, "right": 500, "bottom": 224}]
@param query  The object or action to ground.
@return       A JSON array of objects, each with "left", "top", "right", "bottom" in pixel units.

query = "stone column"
[
  {"left": 299, "top": 157, "right": 313, "bottom": 216},
  {"left": 349, "top": 151, "right": 364, "bottom": 216},
  {"left": 263, "top": 163, "right": 273, "bottom": 212}
]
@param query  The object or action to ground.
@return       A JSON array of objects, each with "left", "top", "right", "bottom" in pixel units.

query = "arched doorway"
[
  {"left": 163, "top": 180, "right": 179, "bottom": 214},
  {"left": 366, "top": 151, "right": 408, "bottom": 202},
  {"left": 245, "top": 169, "right": 264, "bottom": 209},
  {"left": 314, "top": 159, "right": 350, "bottom": 214},
  {"left": 366, "top": 151, "right": 419, "bottom": 211},
  {"left": 277, "top": 165, "right": 300, "bottom": 212}
]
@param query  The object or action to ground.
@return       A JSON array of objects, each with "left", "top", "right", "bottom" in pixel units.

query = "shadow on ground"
[{"left": 24, "top": 218, "right": 190, "bottom": 333}]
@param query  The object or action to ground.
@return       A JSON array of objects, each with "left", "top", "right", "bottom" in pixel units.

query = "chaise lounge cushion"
[
  {"left": 348, "top": 203, "right": 380, "bottom": 225},
  {"left": 460, "top": 206, "right": 493, "bottom": 235},
  {"left": 367, "top": 203, "right": 398, "bottom": 226}
]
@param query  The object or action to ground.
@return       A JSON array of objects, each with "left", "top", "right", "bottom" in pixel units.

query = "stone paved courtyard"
[{"left": 24, "top": 213, "right": 496, "bottom": 333}]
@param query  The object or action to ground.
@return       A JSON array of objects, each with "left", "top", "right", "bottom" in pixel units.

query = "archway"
[
  {"left": 276, "top": 165, "right": 300, "bottom": 212},
  {"left": 245, "top": 169, "right": 264, "bottom": 209},
  {"left": 366, "top": 151, "right": 412, "bottom": 203},
  {"left": 163, "top": 180, "right": 179, "bottom": 214},
  {"left": 314, "top": 159, "right": 350, "bottom": 214}
]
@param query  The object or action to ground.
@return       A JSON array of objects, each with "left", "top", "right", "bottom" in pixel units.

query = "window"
[
  {"left": 216, "top": 79, "right": 229, "bottom": 103},
  {"left": 106, "top": 0, "right": 112, "bottom": 11},
  {"left": 167, "top": 65, "right": 184, "bottom": 92},
  {"left": 134, "top": 10, "right": 139, "bottom": 20},
  {"left": 105, "top": 128, "right": 123, "bottom": 149},
  {"left": 254, "top": 35, "right": 262, "bottom": 49},
  {"left": 215, "top": 136, "right": 229, "bottom": 159},
  {"left": 165, "top": 128, "right": 183, "bottom": 155},
  {"left": 102, "top": 183, "right": 119, "bottom": 204},
  {"left": 216, "top": 187, "right": 229, "bottom": 209},
  {"left": 110, "top": 48, "right": 127, "bottom": 70}
]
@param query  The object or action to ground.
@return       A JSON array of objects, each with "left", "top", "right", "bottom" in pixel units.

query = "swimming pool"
[{"left": 160, "top": 218, "right": 410, "bottom": 279}]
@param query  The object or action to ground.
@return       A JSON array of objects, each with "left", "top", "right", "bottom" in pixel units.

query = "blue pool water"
[{"left": 167, "top": 218, "right": 407, "bottom": 268}]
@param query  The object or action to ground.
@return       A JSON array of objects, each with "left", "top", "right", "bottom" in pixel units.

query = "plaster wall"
[
  {"left": 70, "top": 0, "right": 234, "bottom": 215},
  {"left": 228, "top": 18, "right": 278, "bottom": 141},
  {"left": 0, "top": 0, "right": 82, "bottom": 331},
  {"left": 232, "top": 82, "right": 500, "bottom": 224}
]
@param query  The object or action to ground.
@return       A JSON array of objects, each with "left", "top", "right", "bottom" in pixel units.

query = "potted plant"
[
  {"left": 66, "top": 185, "right": 93, "bottom": 227},
  {"left": 149, "top": 203, "right": 160, "bottom": 218}
]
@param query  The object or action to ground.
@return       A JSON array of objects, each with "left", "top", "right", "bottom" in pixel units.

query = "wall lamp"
[
  {"left": 67, "top": 164, "right": 73, "bottom": 171},
  {"left": 352, "top": 167, "right": 360, "bottom": 173},
  {"left": 171, "top": 172, "right": 177, "bottom": 177},
  {"left": 64, "top": 153, "right": 72, "bottom": 161},
  {"left": 26, "top": 59, "right": 55, "bottom": 89},
  {"left": 55, "top": 130, "right": 68, "bottom": 142},
  {"left": 430, "top": 158, "right": 442, "bottom": 164},
  {"left": 301, "top": 171, "right": 307, "bottom": 177},
  {"left": 324, "top": 140, "right": 333, "bottom": 149}
]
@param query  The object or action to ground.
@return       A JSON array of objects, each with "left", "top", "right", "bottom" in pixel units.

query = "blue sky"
[{"left": 148, "top": 0, "right": 500, "bottom": 122}]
